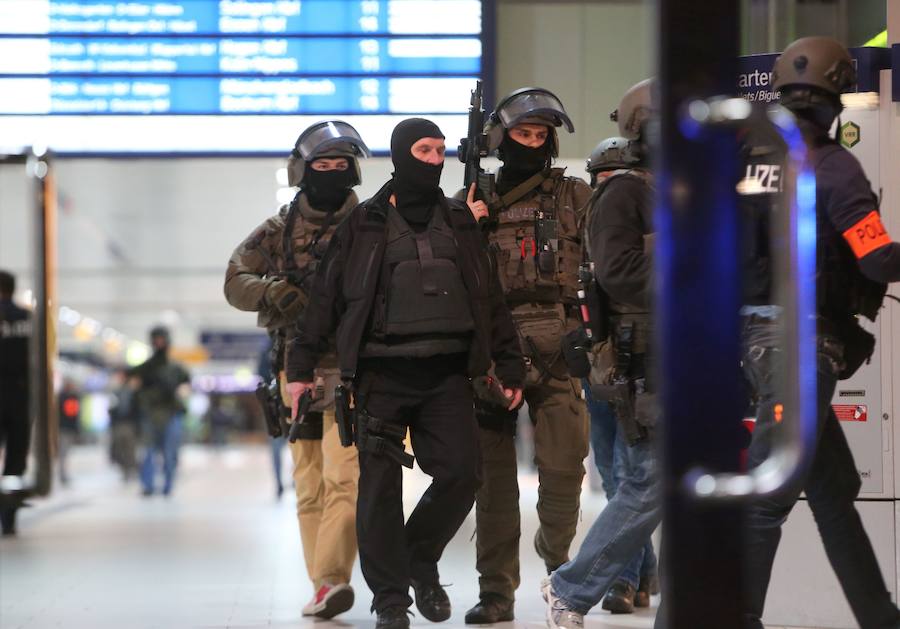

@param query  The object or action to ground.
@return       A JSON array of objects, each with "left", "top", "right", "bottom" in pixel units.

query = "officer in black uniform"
[
  {"left": 286, "top": 118, "right": 525, "bottom": 629},
  {"left": 740, "top": 37, "right": 900, "bottom": 629},
  {"left": 0, "top": 270, "right": 32, "bottom": 535}
]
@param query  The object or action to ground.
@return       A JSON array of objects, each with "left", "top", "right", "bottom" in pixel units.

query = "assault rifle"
[{"left": 458, "top": 80, "right": 496, "bottom": 227}]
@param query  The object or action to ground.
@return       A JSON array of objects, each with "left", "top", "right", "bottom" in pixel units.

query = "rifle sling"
[{"left": 488, "top": 169, "right": 551, "bottom": 213}]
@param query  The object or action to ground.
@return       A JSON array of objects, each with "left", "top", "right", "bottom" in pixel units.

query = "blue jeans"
[
  {"left": 742, "top": 317, "right": 900, "bottom": 629},
  {"left": 582, "top": 380, "right": 658, "bottom": 590},
  {"left": 140, "top": 414, "right": 183, "bottom": 495},
  {"left": 270, "top": 435, "right": 285, "bottom": 494},
  {"left": 551, "top": 426, "right": 661, "bottom": 613}
]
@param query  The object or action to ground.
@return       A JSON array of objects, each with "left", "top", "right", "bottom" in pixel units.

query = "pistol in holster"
[
  {"left": 287, "top": 389, "right": 313, "bottom": 443},
  {"left": 355, "top": 408, "right": 414, "bottom": 469},
  {"left": 590, "top": 320, "right": 648, "bottom": 445},
  {"left": 256, "top": 378, "right": 290, "bottom": 439},
  {"left": 338, "top": 382, "right": 414, "bottom": 468},
  {"left": 335, "top": 384, "right": 355, "bottom": 448}
]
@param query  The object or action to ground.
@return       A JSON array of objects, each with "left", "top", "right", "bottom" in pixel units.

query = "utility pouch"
[
  {"left": 535, "top": 212, "right": 558, "bottom": 276},
  {"left": 561, "top": 327, "right": 592, "bottom": 378},
  {"left": 837, "top": 319, "right": 876, "bottom": 380},
  {"left": 633, "top": 379, "right": 658, "bottom": 430},
  {"left": 591, "top": 378, "right": 646, "bottom": 445},
  {"left": 577, "top": 262, "right": 610, "bottom": 341},
  {"left": 588, "top": 340, "right": 616, "bottom": 388}
]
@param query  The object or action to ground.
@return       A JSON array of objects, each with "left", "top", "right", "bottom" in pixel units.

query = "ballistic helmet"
[
  {"left": 484, "top": 87, "right": 574, "bottom": 157},
  {"left": 611, "top": 79, "right": 656, "bottom": 141},
  {"left": 287, "top": 120, "right": 371, "bottom": 187},
  {"left": 586, "top": 137, "right": 637, "bottom": 174},
  {"left": 772, "top": 37, "right": 856, "bottom": 95}
]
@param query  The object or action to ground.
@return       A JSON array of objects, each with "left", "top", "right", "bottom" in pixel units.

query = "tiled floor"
[{"left": 1, "top": 444, "right": 796, "bottom": 629}]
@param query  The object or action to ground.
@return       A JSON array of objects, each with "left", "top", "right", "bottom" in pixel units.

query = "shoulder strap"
[
  {"left": 282, "top": 194, "right": 301, "bottom": 274},
  {"left": 489, "top": 168, "right": 552, "bottom": 213}
]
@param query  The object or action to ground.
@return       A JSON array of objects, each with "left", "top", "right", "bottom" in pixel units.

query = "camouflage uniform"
[
  {"left": 465, "top": 168, "right": 592, "bottom": 603},
  {"left": 224, "top": 190, "right": 360, "bottom": 590}
]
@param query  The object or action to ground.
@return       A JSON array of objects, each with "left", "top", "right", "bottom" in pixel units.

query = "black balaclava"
[
  {"left": 303, "top": 164, "right": 354, "bottom": 212},
  {"left": 496, "top": 129, "right": 551, "bottom": 194},
  {"left": 390, "top": 118, "right": 445, "bottom": 225}
]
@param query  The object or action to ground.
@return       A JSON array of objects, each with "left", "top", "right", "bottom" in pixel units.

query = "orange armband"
[{"left": 843, "top": 211, "right": 891, "bottom": 259}]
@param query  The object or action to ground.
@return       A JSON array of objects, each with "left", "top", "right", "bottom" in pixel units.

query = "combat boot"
[
  {"left": 465, "top": 594, "right": 514, "bottom": 624},
  {"left": 634, "top": 573, "right": 659, "bottom": 608},
  {"left": 412, "top": 580, "right": 451, "bottom": 622},
  {"left": 601, "top": 581, "right": 636, "bottom": 614},
  {"left": 376, "top": 606, "right": 411, "bottom": 629}
]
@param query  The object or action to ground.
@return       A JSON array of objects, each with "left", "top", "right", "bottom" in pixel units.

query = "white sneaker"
[
  {"left": 541, "top": 577, "right": 584, "bottom": 629},
  {"left": 301, "top": 583, "right": 355, "bottom": 618}
]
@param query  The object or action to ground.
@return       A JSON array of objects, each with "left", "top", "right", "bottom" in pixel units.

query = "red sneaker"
[{"left": 302, "top": 583, "right": 354, "bottom": 619}]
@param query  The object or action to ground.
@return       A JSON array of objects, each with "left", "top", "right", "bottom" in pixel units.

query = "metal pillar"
[{"left": 656, "top": 2, "right": 744, "bottom": 627}]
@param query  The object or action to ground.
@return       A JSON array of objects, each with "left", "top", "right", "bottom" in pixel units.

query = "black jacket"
[
  {"left": 585, "top": 173, "right": 654, "bottom": 312},
  {"left": 800, "top": 121, "right": 900, "bottom": 286},
  {"left": 0, "top": 298, "right": 31, "bottom": 389},
  {"left": 286, "top": 181, "right": 525, "bottom": 387}
]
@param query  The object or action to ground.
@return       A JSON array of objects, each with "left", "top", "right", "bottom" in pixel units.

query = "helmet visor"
[
  {"left": 497, "top": 91, "right": 575, "bottom": 133},
  {"left": 296, "top": 121, "right": 372, "bottom": 160}
]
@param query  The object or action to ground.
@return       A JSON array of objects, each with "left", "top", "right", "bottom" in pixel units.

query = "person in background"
[
  {"left": 0, "top": 269, "right": 32, "bottom": 535},
  {"left": 129, "top": 326, "right": 190, "bottom": 497},
  {"left": 57, "top": 379, "right": 81, "bottom": 486},
  {"left": 108, "top": 368, "right": 140, "bottom": 482}
]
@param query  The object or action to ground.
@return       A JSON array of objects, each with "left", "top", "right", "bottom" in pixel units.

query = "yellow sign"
[{"left": 840, "top": 121, "right": 861, "bottom": 149}]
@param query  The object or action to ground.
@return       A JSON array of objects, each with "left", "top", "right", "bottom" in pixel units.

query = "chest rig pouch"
[
  {"left": 372, "top": 206, "right": 475, "bottom": 338},
  {"left": 492, "top": 169, "right": 582, "bottom": 304},
  {"left": 280, "top": 200, "right": 338, "bottom": 294}
]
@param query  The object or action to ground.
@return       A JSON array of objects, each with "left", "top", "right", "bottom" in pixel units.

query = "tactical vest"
[
  {"left": 490, "top": 169, "right": 583, "bottom": 305},
  {"left": 361, "top": 205, "right": 475, "bottom": 358},
  {"left": 278, "top": 195, "right": 342, "bottom": 295},
  {"left": 812, "top": 144, "right": 887, "bottom": 322},
  {"left": 254, "top": 193, "right": 352, "bottom": 332}
]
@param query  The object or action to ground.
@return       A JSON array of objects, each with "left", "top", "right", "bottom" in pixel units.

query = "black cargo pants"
[
  {"left": 0, "top": 382, "right": 30, "bottom": 476},
  {"left": 356, "top": 368, "right": 481, "bottom": 613}
]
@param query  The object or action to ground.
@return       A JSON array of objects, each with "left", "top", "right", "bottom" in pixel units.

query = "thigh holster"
[
  {"left": 291, "top": 411, "right": 324, "bottom": 440},
  {"left": 356, "top": 410, "right": 415, "bottom": 469}
]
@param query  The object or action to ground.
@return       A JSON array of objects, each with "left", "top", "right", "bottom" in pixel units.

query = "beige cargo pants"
[{"left": 280, "top": 372, "right": 359, "bottom": 589}]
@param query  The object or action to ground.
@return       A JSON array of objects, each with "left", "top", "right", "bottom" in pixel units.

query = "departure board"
[{"left": 0, "top": 0, "right": 493, "bottom": 154}]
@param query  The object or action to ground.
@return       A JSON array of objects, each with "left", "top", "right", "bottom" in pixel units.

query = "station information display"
[{"left": 0, "top": 0, "right": 491, "bottom": 154}]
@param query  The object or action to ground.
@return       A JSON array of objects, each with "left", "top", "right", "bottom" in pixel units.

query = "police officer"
[
  {"left": 129, "top": 326, "right": 190, "bottom": 497},
  {"left": 0, "top": 270, "right": 31, "bottom": 535},
  {"left": 580, "top": 136, "right": 658, "bottom": 614},
  {"left": 540, "top": 79, "right": 663, "bottom": 629},
  {"left": 461, "top": 87, "right": 592, "bottom": 625},
  {"left": 286, "top": 118, "right": 525, "bottom": 629},
  {"left": 741, "top": 37, "right": 900, "bottom": 629},
  {"left": 224, "top": 120, "right": 368, "bottom": 619}
]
